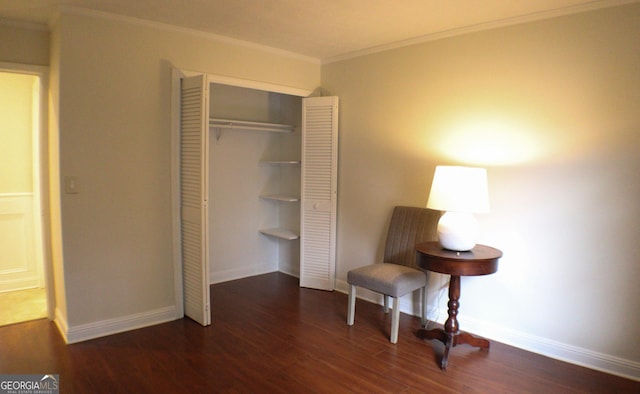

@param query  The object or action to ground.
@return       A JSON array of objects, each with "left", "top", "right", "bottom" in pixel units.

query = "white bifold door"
[
  {"left": 300, "top": 96, "right": 339, "bottom": 291},
  {"left": 178, "top": 74, "right": 338, "bottom": 326},
  {"left": 179, "top": 74, "right": 211, "bottom": 326}
]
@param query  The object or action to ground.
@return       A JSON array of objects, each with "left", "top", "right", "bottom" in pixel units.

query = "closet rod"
[{"left": 209, "top": 118, "right": 295, "bottom": 133}]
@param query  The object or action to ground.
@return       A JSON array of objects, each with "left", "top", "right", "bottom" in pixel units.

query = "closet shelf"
[
  {"left": 259, "top": 160, "right": 301, "bottom": 166},
  {"left": 260, "top": 194, "right": 300, "bottom": 202},
  {"left": 209, "top": 118, "right": 295, "bottom": 133},
  {"left": 259, "top": 228, "right": 299, "bottom": 240}
]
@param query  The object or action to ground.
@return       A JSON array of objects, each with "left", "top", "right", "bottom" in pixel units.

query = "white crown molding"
[
  {"left": 9, "top": 0, "right": 634, "bottom": 64},
  {"left": 55, "top": 5, "right": 320, "bottom": 65},
  {"left": 322, "top": 0, "right": 640, "bottom": 64}
]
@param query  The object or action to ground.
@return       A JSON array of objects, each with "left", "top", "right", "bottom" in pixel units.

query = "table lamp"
[{"left": 427, "top": 166, "right": 489, "bottom": 251}]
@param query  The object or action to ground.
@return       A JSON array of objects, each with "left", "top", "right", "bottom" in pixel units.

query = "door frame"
[
  {"left": 0, "top": 61, "right": 54, "bottom": 320},
  {"left": 170, "top": 67, "right": 312, "bottom": 318}
]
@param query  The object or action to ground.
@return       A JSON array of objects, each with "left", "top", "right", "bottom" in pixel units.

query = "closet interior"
[{"left": 208, "top": 83, "right": 303, "bottom": 283}]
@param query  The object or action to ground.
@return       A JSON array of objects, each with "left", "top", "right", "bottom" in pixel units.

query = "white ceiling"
[{"left": 0, "top": 0, "right": 633, "bottom": 61}]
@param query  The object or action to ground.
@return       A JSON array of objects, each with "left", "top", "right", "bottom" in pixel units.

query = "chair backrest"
[{"left": 383, "top": 206, "right": 441, "bottom": 269}]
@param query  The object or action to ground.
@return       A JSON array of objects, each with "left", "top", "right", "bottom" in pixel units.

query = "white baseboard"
[
  {"left": 335, "top": 278, "right": 640, "bottom": 381},
  {"left": 56, "top": 306, "right": 177, "bottom": 344},
  {"left": 52, "top": 267, "right": 279, "bottom": 344},
  {"left": 210, "top": 263, "right": 277, "bottom": 284},
  {"left": 54, "top": 307, "right": 69, "bottom": 342},
  {"left": 277, "top": 266, "right": 299, "bottom": 279},
  {"left": 461, "top": 315, "right": 640, "bottom": 382}
]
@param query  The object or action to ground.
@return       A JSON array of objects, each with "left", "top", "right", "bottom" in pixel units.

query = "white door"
[
  {"left": 0, "top": 72, "right": 44, "bottom": 293},
  {"left": 180, "top": 74, "right": 211, "bottom": 325},
  {"left": 0, "top": 196, "right": 39, "bottom": 292},
  {"left": 300, "top": 96, "right": 339, "bottom": 290}
]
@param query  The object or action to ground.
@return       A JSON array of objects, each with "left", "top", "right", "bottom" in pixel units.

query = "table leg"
[
  {"left": 444, "top": 275, "right": 461, "bottom": 335},
  {"left": 439, "top": 275, "right": 460, "bottom": 369},
  {"left": 417, "top": 275, "right": 491, "bottom": 370},
  {"left": 441, "top": 332, "right": 453, "bottom": 370},
  {"left": 454, "top": 332, "right": 490, "bottom": 349}
]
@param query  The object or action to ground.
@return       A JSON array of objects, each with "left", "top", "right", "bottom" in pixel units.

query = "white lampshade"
[
  {"left": 427, "top": 166, "right": 489, "bottom": 213},
  {"left": 427, "top": 166, "right": 490, "bottom": 251}
]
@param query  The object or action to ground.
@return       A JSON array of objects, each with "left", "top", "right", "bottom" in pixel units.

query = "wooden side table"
[{"left": 415, "top": 241, "right": 502, "bottom": 370}]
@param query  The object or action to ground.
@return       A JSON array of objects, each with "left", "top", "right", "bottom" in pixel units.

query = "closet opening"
[
  {"left": 207, "top": 83, "right": 303, "bottom": 284},
  {"left": 172, "top": 70, "right": 338, "bottom": 325}
]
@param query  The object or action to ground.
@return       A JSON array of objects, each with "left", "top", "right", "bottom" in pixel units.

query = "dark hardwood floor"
[{"left": 1, "top": 272, "right": 638, "bottom": 393}]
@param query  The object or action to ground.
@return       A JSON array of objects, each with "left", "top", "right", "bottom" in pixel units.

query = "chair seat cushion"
[{"left": 347, "top": 263, "right": 426, "bottom": 298}]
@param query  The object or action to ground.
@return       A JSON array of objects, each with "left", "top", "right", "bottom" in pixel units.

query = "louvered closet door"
[
  {"left": 180, "top": 75, "right": 211, "bottom": 325},
  {"left": 300, "top": 96, "right": 339, "bottom": 290}
]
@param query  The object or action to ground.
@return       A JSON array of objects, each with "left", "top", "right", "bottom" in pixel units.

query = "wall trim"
[
  {"left": 56, "top": 6, "right": 320, "bottom": 65},
  {"left": 461, "top": 314, "right": 640, "bottom": 382},
  {"left": 278, "top": 265, "right": 299, "bottom": 279},
  {"left": 323, "top": 0, "right": 639, "bottom": 64},
  {"left": 177, "top": 68, "right": 313, "bottom": 98},
  {"left": 53, "top": 307, "right": 69, "bottom": 343},
  {"left": 58, "top": 306, "right": 177, "bottom": 344},
  {"left": 335, "top": 278, "right": 640, "bottom": 381},
  {"left": 210, "top": 264, "right": 277, "bottom": 285}
]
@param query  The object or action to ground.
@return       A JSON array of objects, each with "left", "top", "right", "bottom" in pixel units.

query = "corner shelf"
[
  {"left": 258, "top": 160, "right": 300, "bottom": 240},
  {"left": 259, "top": 228, "right": 299, "bottom": 240}
]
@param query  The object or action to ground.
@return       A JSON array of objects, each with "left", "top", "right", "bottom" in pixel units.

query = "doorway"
[{"left": 0, "top": 65, "right": 50, "bottom": 326}]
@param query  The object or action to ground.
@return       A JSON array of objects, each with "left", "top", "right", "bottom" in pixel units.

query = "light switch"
[{"left": 64, "top": 176, "right": 79, "bottom": 194}]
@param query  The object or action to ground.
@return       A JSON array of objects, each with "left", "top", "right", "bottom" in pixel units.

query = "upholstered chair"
[{"left": 347, "top": 206, "right": 440, "bottom": 343}]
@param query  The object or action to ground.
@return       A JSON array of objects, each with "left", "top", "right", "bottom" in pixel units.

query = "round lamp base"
[{"left": 437, "top": 211, "right": 478, "bottom": 252}]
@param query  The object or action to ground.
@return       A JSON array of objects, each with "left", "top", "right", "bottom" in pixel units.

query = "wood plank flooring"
[{"left": 0, "top": 272, "right": 638, "bottom": 393}]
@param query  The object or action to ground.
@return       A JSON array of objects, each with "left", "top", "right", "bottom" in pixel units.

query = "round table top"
[{"left": 415, "top": 241, "right": 502, "bottom": 276}]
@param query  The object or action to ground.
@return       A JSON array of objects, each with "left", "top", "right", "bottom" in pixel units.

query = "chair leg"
[
  {"left": 390, "top": 297, "right": 400, "bottom": 343},
  {"left": 347, "top": 285, "right": 356, "bottom": 326},
  {"left": 383, "top": 295, "right": 390, "bottom": 313},
  {"left": 421, "top": 285, "right": 428, "bottom": 327}
]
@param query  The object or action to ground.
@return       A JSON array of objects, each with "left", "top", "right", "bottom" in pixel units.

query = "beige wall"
[
  {"left": 52, "top": 12, "right": 319, "bottom": 328},
  {"left": 322, "top": 3, "right": 640, "bottom": 366},
  {"left": 0, "top": 22, "right": 49, "bottom": 66}
]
